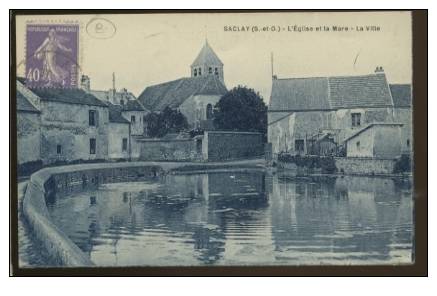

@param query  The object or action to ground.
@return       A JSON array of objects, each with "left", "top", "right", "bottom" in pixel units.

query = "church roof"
[
  {"left": 269, "top": 73, "right": 394, "bottom": 111},
  {"left": 138, "top": 75, "right": 227, "bottom": 112},
  {"left": 389, "top": 84, "right": 412, "bottom": 107},
  {"left": 191, "top": 40, "right": 223, "bottom": 67}
]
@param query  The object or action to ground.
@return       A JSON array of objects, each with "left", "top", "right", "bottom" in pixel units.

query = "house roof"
[
  {"left": 269, "top": 73, "right": 394, "bottom": 111},
  {"left": 122, "top": 99, "right": 147, "bottom": 112},
  {"left": 270, "top": 77, "right": 330, "bottom": 111},
  {"left": 107, "top": 103, "right": 130, "bottom": 124},
  {"left": 138, "top": 75, "right": 227, "bottom": 111},
  {"left": 343, "top": 123, "right": 403, "bottom": 143},
  {"left": 191, "top": 40, "right": 223, "bottom": 67},
  {"left": 28, "top": 87, "right": 107, "bottom": 107},
  {"left": 17, "top": 90, "right": 40, "bottom": 113},
  {"left": 390, "top": 84, "right": 412, "bottom": 107}
]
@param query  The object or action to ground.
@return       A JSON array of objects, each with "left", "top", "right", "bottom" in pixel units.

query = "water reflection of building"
[
  {"left": 268, "top": 174, "right": 412, "bottom": 263},
  {"left": 47, "top": 172, "right": 412, "bottom": 266}
]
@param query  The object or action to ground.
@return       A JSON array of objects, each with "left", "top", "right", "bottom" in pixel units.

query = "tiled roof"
[
  {"left": 17, "top": 90, "right": 40, "bottom": 113},
  {"left": 138, "top": 75, "right": 227, "bottom": 111},
  {"left": 269, "top": 77, "right": 330, "bottom": 111},
  {"left": 29, "top": 87, "right": 107, "bottom": 107},
  {"left": 390, "top": 84, "right": 412, "bottom": 107},
  {"left": 329, "top": 74, "right": 393, "bottom": 109},
  {"left": 122, "top": 99, "right": 147, "bottom": 111},
  {"left": 191, "top": 40, "right": 223, "bottom": 67},
  {"left": 269, "top": 73, "right": 394, "bottom": 111},
  {"left": 107, "top": 103, "right": 130, "bottom": 124}
]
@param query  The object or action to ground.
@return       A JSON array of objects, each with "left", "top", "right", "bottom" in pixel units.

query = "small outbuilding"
[{"left": 343, "top": 123, "right": 403, "bottom": 158}]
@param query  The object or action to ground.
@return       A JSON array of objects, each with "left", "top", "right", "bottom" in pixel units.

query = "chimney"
[
  {"left": 80, "top": 75, "right": 90, "bottom": 91},
  {"left": 374, "top": 66, "right": 384, "bottom": 74}
]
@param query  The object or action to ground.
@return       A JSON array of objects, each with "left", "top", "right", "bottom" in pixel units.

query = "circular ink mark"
[{"left": 86, "top": 18, "right": 116, "bottom": 39}]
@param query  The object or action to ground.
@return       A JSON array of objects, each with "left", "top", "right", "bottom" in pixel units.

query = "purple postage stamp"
[{"left": 25, "top": 24, "right": 79, "bottom": 88}]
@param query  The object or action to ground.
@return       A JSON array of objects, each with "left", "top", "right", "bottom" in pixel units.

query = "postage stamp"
[{"left": 25, "top": 24, "right": 79, "bottom": 88}]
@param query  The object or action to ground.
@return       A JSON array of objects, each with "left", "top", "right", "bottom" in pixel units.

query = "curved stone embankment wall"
[{"left": 22, "top": 160, "right": 265, "bottom": 267}]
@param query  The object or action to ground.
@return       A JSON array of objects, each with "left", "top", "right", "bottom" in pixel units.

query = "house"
[
  {"left": 138, "top": 40, "right": 227, "bottom": 129},
  {"left": 390, "top": 84, "right": 412, "bottom": 154},
  {"left": 107, "top": 103, "right": 131, "bottom": 160},
  {"left": 81, "top": 74, "right": 149, "bottom": 136},
  {"left": 17, "top": 78, "right": 109, "bottom": 164},
  {"left": 268, "top": 67, "right": 405, "bottom": 158},
  {"left": 16, "top": 80, "right": 41, "bottom": 165}
]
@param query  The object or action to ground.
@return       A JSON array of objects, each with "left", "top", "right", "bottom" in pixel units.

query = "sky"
[{"left": 16, "top": 12, "right": 412, "bottom": 104}]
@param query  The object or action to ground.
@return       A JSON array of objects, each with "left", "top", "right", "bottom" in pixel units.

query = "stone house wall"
[
  {"left": 39, "top": 101, "right": 109, "bottom": 164},
  {"left": 122, "top": 110, "right": 146, "bottom": 136},
  {"left": 394, "top": 107, "right": 412, "bottom": 154},
  {"left": 108, "top": 122, "right": 130, "bottom": 160},
  {"left": 17, "top": 111, "right": 41, "bottom": 164}
]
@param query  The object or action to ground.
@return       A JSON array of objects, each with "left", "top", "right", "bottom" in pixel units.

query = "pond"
[{"left": 46, "top": 171, "right": 413, "bottom": 266}]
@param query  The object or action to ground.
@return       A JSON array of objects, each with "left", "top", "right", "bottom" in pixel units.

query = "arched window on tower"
[
  {"left": 194, "top": 69, "right": 197, "bottom": 77},
  {"left": 209, "top": 67, "right": 212, "bottom": 74},
  {"left": 206, "top": 104, "right": 213, "bottom": 120}
]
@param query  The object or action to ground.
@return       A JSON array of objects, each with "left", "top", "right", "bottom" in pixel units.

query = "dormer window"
[
  {"left": 214, "top": 68, "right": 219, "bottom": 75},
  {"left": 198, "top": 68, "right": 202, "bottom": 76},
  {"left": 194, "top": 69, "right": 197, "bottom": 77}
]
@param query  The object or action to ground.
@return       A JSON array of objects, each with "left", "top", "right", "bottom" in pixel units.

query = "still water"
[{"left": 47, "top": 171, "right": 413, "bottom": 266}]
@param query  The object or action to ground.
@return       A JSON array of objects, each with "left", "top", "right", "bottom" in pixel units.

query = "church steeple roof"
[{"left": 191, "top": 40, "right": 223, "bottom": 67}]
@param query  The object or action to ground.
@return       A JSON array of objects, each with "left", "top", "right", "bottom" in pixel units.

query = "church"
[{"left": 138, "top": 40, "right": 228, "bottom": 129}]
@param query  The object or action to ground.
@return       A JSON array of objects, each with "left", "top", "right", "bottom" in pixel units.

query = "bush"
[{"left": 393, "top": 154, "right": 412, "bottom": 174}]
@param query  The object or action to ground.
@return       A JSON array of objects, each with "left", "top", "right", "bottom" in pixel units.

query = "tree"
[
  {"left": 144, "top": 107, "right": 188, "bottom": 138},
  {"left": 213, "top": 86, "right": 267, "bottom": 135}
]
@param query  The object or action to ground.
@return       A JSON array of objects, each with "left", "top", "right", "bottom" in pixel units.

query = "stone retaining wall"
[{"left": 334, "top": 157, "right": 396, "bottom": 175}]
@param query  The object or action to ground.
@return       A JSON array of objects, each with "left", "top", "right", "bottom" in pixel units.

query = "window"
[
  {"left": 194, "top": 69, "right": 197, "bottom": 76},
  {"left": 131, "top": 115, "right": 136, "bottom": 123},
  {"left": 56, "top": 144, "right": 62, "bottom": 155},
  {"left": 209, "top": 67, "right": 212, "bottom": 74},
  {"left": 295, "top": 139, "right": 305, "bottom": 153},
  {"left": 122, "top": 138, "right": 128, "bottom": 152},
  {"left": 351, "top": 113, "right": 361, "bottom": 127},
  {"left": 206, "top": 104, "right": 213, "bottom": 119},
  {"left": 120, "top": 99, "right": 124, "bottom": 105},
  {"left": 356, "top": 141, "right": 361, "bottom": 150},
  {"left": 214, "top": 68, "right": 219, "bottom": 75},
  {"left": 90, "top": 138, "right": 96, "bottom": 154},
  {"left": 407, "top": 139, "right": 410, "bottom": 147},
  {"left": 198, "top": 68, "right": 202, "bottom": 76},
  {"left": 89, "top": 110, "right": 96, "bottom": 126}
]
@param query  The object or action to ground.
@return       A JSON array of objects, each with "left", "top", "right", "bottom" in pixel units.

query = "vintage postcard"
[{"left": 11, "top": 11, "right": 420, "bottom": 274}]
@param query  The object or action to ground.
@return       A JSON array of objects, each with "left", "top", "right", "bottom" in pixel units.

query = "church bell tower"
[{"left": 191, "top": 40, "right": 224, "bottom": 83}]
